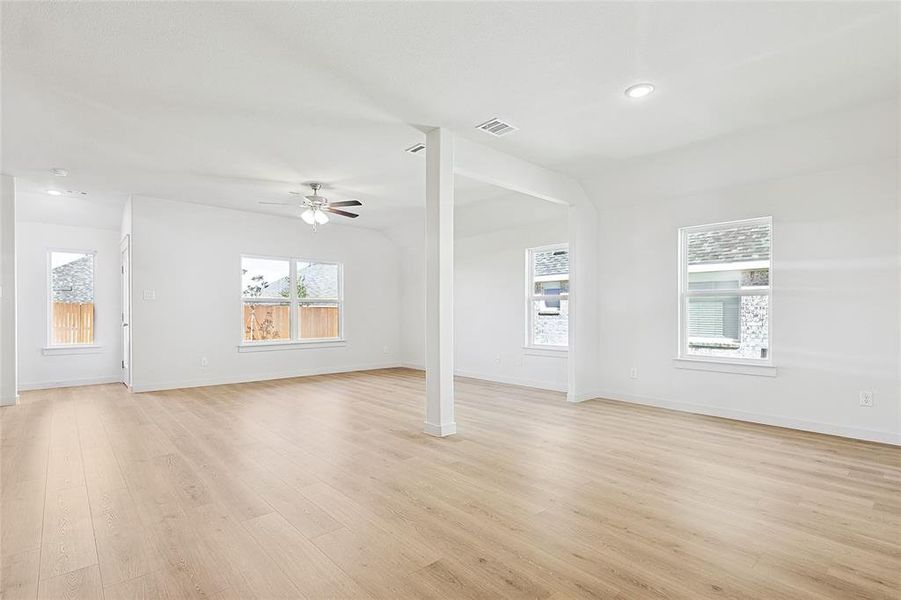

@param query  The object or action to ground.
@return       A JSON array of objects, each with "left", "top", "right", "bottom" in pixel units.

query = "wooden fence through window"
[
  {"left": 243, "top": 304, "right": 339, "bottom": 341},
  {"left": 52, "top": 302, "right": 95, "bottom": 345}
]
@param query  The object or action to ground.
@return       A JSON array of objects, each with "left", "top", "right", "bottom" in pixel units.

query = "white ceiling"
[{"left": 2, "top": 2, "right": 897, "bottom": 229}]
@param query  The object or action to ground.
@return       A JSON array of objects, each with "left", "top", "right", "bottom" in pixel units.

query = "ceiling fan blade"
[
  {"left": 258, "top": 201, "right": 292, "bottom": 205},
  {"left": 324, "top": 207, "right": 359, "bottom": 218},
  {"left": 328, "top": 200, "right": 362, "bottom": 207}
]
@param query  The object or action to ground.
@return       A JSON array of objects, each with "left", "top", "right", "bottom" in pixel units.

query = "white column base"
[
  {"left": 567, "top": 390, "right": 595, "bottom": 403},
  {"left": 423, "top": 421, "right": 457, "bottom": 437},
  {"left": 0, "top": 394, "right": 19, "bottom": 407}
]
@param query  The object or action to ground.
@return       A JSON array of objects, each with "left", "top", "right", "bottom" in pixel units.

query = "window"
[
  {"left": 296, "top": 261, "right": 341, "bottom": 340},
  {"left": 679, "top": 217, "right": 772, "bottom": 363},
  {"left": 241, "top": 256, "right": 342, "bottom": 343},
  {"left": 49, "top": 250, "right": 95, "bottom": 345},
  {"left": 526, "top": 244, "right": 569, "bottom": 348},
  {"left": 241, "top": 257, "right": 291, "bottom": 342}
]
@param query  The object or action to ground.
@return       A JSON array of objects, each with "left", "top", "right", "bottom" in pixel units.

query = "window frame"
[
  {"left": 525, "top": 243, "right": 569, "bottom": 351},
  {"left": 677, "top": 217, "right": 774, "bottom": 367},
  {"left": 47, "top": 248, "right": 98, "bottom": 348},
  {"left": 239, "top": 254, "right": 344, "bottom": 347}
]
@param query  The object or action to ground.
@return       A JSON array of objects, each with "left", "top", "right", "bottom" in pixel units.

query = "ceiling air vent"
[
  {"left": 476, "top": 118, "right": 518, "bottom": 137},
  {"left": 405, "top": 143, "right": 426, "bottom": 154}
]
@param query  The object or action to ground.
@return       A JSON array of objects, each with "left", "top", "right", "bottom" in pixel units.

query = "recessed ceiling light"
[
  {"left": 405, "top": 143, "right": 426, "bottom": 154},
  {"left": 50, "top": 168, "right": 69, "bottom": 177},
  {"left": 624, "top": 83, "right": 655, "bottom": 99},
  {"left": 46, "top": 189, "right": 63, "bottom": 196}
]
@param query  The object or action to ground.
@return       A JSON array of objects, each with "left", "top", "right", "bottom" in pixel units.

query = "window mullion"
[
  {"left": 338, "top": 264, "right": 344, "bottom": 340},
  {"left": 684, "top": 288, "right": 769, "bottom": 298},
  {"left": 289, "top": 260, "right": 298, "bottom": 341},
  {"left": 529, "top": 249, "right": 537, "bottom": 346}
]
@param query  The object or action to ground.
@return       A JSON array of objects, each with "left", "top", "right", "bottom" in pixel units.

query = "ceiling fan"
[{"left": 259, "top": 183, "right": 363, "bottom": 231}]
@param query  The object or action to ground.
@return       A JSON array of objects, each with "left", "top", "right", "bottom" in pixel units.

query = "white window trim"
[
  {"left": 237, "top": 340, "right": 347, "bottom": 353},
  {"left": 238, "top": 254, "right": 345, "bottom": 349},
  {"left": 525, "top": 243, "right": 569, "bottom": 351},
  {"left": 42, "top": 345, "right": 104, "bottom": 356},
  {"left": 677, "top": 217, "right": 774, "bottom": 371},
  {"left": 523, "top": 346, "right": 568, "bottom": 357},
  {"left": 47, "top": 248, "right": 97, "bottom": 348},
  {"left": 672, "top": 357, "right": 776, "bottom": 377}
]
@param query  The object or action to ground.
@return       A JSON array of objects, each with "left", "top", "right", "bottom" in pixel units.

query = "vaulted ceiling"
[{"left": 3, "top": 2, "right": 897, "bottom": 229}]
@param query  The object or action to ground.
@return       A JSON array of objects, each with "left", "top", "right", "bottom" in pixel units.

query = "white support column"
[
  {"left": 566, "top": 201, "right": 600, "bottom": 403},
  {"left": 0, "top": 175, "right": 17, "bottom": 406},
  {"left": 424, "top": 127, "right": 456, "bottom": 437}
]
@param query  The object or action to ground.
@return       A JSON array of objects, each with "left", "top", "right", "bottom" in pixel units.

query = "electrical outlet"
[
  {"left": 858, "top": 391, "right": 873, "bottom": 407},
  {"left": 383, "top": 345, "right": 389, "bottom": 355},
  {"left": 495, "top": 354, "right": 501, "bottom": 364},
  {"left": 629, "top": 367, "right": 638, "bottom": 379},
  {"left": 143, "top": 289, "right": 156, "bottom": 301},
  {"left": 200, "top": 357, "right": 208, "bottom": 368}
]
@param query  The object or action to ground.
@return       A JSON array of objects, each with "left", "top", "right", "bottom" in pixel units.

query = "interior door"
[{"left": 120, "top": 235, "right": 131, "bottom": 387}]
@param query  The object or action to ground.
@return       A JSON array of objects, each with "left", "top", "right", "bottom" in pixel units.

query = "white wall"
[
  {"left": 395, "top": 193, "right": 571, "bottom": 391},
  {"left": 121, "top": 196, "right": 132, "bottom": 240},
  {"left": 129, "top": 196, "right": 401, "bottom": 392},
  {"left": 584, "top": 102, "right": 900, "bottom": 444},
  {"left": 454, "top": 221, "right": 569, "bottom": 390},
  {"left": 16, "top": 222, "right": 122, "bottom": 389},
  {"left": 398, "top": 245, "right": 426, "bottom": 369},
  {"left": 16, "top": 191, "right": 125, "bottom": 231},
  {"left": 0, "top": 175, "right": 17, "bottom": 404}
]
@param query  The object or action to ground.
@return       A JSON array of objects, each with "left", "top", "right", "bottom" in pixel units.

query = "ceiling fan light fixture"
[{"left": 262, "top": 182, "right": 362, "bottom": 231}]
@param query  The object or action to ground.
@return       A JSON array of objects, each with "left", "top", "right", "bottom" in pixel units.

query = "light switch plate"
[{"left": 143, "top": 290, "right": 156, "bottom": 301}]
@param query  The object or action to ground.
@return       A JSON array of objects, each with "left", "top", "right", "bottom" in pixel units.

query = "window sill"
[
  {"left": 237, "top": 340, "right": 347, "bottom": 353},
  {"left": 523, "top": 346, "right": 568, "bottom": 358},
  {"left": 673, "top": 357, "right": 776, "bottom": 377},
  {"left": 42, "top": 345, "right": 104, "bottom": 356}
]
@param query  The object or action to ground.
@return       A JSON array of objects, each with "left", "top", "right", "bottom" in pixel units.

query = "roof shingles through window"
[{"left": 688, "top": 224, "right": 770, "bottom": 266}]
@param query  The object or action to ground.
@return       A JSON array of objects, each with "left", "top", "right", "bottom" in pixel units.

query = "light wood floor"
[{"left": 1, "top": 368, "right": 899, "bottom": 599}]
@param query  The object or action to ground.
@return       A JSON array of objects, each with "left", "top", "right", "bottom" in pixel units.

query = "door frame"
[{"left": 120, "top": 234, "right": 132, "bottom": 388}]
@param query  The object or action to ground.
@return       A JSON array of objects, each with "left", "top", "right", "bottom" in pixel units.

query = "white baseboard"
[
  {"left": 397, "top": 363, "right": 565, "bottom": 393},
  {"left": 132, "top": 362, "right": 404, "bottom": 393},
  {"left": 453, "top": 369, "right": 566, "bottom": 392},
  {"left": 588, "top": 389, "right": 901, "bottom": 446},
  {"left": 18, "top": 376, "right": 122, "bottom": 392},
  {"left": 1, "top": 394, "right": 19, "bottom": 407}
]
